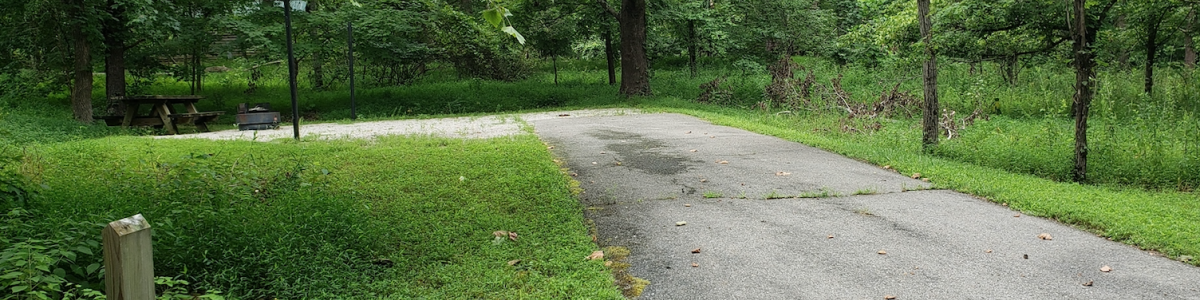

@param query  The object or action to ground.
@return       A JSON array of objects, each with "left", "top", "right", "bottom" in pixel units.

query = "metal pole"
[
  {"left": 285, "top": 0, "right": 301, "bottom": 140},
  {"left": 347, "top": 21, "right": 356, "bottom": 120}
]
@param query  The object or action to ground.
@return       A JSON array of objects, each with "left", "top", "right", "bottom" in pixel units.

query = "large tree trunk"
[
  {"left": 615, "top": 0, "right": 651, "bottom": 96},
  {"left": 688, "top": 19, "right": 698, "bottom": 78},
  {"left": 1185, "top": 6, "right": 1196, "bottom": 69},
  {"left": 1072, "top": 0, "right": 1096, "bottom": 183},
  {"left": 604, "top": 27, "right": 616, "bottom": 85},
  {"left": 918, "top": 0, "right": 938, "bottom": 151},
  {"left": 103, "top": 1, "right": 127, "bottom": 116},
  {"left": 71, "top": 22, "right": 94, "bottom": 123},
  {"left": 1144, "top": 14, "right": 1163, "bottom": 95}
]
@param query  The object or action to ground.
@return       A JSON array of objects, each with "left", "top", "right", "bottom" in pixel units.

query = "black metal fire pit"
[{"left": 236, "top": 103, "right": 281, "bottom": 131}]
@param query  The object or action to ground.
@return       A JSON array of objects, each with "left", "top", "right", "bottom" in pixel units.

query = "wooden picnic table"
[{"left": 97, "top": 95, "right": 224, "bottom": 135}]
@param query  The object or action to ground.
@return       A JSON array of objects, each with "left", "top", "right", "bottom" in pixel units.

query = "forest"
[{"left": 1, "top": 0, "right": 1198, "bottom": 298}]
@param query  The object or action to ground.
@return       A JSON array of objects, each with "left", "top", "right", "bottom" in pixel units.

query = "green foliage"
[{"left": 1, "top": 134, "right": 622, "bottom": 298}]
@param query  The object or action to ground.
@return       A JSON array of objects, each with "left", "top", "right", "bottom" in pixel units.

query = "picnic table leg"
[
  {"left": 122, "top": 103, "right": 138, "bottom": 128},
  {"left": 184, "top": 101, "right": 200, "bottom": 114},
  {"left": 153, "top": 102, "right": 178, "bottom": 135}
]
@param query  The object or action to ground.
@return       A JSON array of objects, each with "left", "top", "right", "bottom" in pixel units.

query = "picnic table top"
[{"left": 111, "top": 95, "right": 204, "bottom": 100}]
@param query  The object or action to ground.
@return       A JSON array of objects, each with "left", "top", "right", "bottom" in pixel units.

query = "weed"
[
  {"left": 703, "top": 191, "right": 723, "bottom": 198},
  {"left": 798, "top": 188, "right": 839, "bottom": 198},
  {"left": 852, "top": 188, "right": 878, "bottom": 195}
]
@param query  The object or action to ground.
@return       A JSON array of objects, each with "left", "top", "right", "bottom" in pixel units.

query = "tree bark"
[
  {"left": 1145, "top": 13, "right": 1163, "bottom": 95},
  {"left": 70, "top": 2, "right": 94, "bottom": 124},
  {"left": 688, "top": 19, "right": 698, "bottom": 78},
  {"left": 604, "top": 27, "right": 617, "bottom": 85},
  {"left": 103, "top": 0, "right": 127, "bottom": 116},
  {"left": 1072, "top": 0, "right": 1095, "bottom": 183},
  {"left": 553, "top": 55, "right": 559, "bottom": 85},
  {"left": 600, "top": 0, "right": 652, "bottom": 96},
  {"left": 1185, "top": 6, "right": 1196, "bottom": 69},
  {"left": 918, "top": 0, "right": 939, "bottom": 151}
]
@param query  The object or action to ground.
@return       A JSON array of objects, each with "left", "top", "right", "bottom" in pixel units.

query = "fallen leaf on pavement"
[
  {"left": 1024, "top": 254, "right": 1029, "bottom": 259},
  {"left": 911, "top": 173, "right": 921, "bottom": 179},
  {"left": 689, "top": 149, "right": 698, "bottom": 152},
  {"left": 985, "top": 250, "right": 993, "bottom": 253},
  {"left": 1083, "top": 280, "right": 1093, "bottom": 286},
  {"left": 687, "top": 131, "right": 692, "bottom": 134},
  {"left": 700, "top": 179, "right": 707, "bottom": 182},
  {"left": 592, "top": 162, "right": 597, "bottom": 165},
  {"left": 1100, "top": 265, "right": 1112, "bottom": 272},
  {"left": 685, "top": 204, "right": 692, "bottom": 207},
  {"left": 1014, "top": 214, "right": 1020, "bottom": 217},
  {"left": 717, "top": 160, "right": 729, "bottom": 164},
  {"left": 691, "top": 262, "right": 699, "bottom": 267},
  {"left": 883, "top": 165, "right": 892, "bottom": 170},
  {"left": 676, "top": 221, "right": 687, "bottom": 226},
  {"left": 558, "top": 114, "right": 571, "bottom": 117},
  {"left": 691, "top": 248, "right": 701, "bottom": 253},
  {"left": 1037, "top": 233, "right": 1053, "bottom": 240},
  {"left": 586, "top": 251, "right": 604, "bottom": 260},
  {"left": 508, "top": 259, "right": 521, "bottom": 266},
  {"left": 878, "top": 250, "right": 887, "bottom": 255},
  {"left": 827, "top": 235, "right": 834, "bottom": 239},
  {"left": 885, "top": 295, "right": 897, "bottom": 299},
  {"left": 776, "top": 172, "right": 792, "bottom": 176},
  {"left": 547, "top": 146, "right": 555, "bottom": 149}
]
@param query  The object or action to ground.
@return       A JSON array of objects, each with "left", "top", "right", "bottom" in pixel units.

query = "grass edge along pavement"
[
  {"left": 640, "top": 104, "right": 1200, "bottom": 267},
  {"left": 7, "top": 134, "right": 624, "bottom": 299}
]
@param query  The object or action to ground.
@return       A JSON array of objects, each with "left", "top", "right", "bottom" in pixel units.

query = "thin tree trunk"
[
  {"left": 918, "top": 0, "right": 938, "bottom": 150},
  {"left": 553, "top": 56, "right": 559, "bottom": 85},
  {"left": 71, "top": 20, "right": 94, "bottom": 123},
  {"left": 615, "top": 0, "right": 651, "bottom": 96},
  {"left": 1185, "top": 6, "right": 1196, "bottom": 69},
  {"left": 604, "top": 27, "right": 616, "bottom": 85},
  {"left": 103, "top": 8, "right": 127, "bottom": 116},
  {"left": 1145, "top": 14, "right": 1162, "bottom": 95},
  {"left": 1072, "top": 0, "right": 1095, "bottom": 183},
  {"left": 688, "top": 19, "right": 698, "bottom": 78}
]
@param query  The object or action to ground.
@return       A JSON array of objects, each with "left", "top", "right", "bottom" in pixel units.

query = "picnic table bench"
[{"left": 95, "top": 95, "right": 224, "bottom": 135}]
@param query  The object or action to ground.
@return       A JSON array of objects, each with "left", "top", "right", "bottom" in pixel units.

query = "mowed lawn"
[{"left": 18, "top": 133, "right": 621, "bottom": 299}]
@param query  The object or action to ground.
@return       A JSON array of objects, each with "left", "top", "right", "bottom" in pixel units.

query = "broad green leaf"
[
  {"left": 86, "top": 263, "right": 101, "bottom": 275},
  {"left": 482, "top": 9, "right": 503, "bottom": 28},
  {"left": 12, "top": 285, "right": 28, "bottom": 293},
  {"left": 76, "top": 246, "right": 93, "bottom": 256},
  {"left": 0, "top": 272, "right": 22, "bottom": 279},
  {"left": 502, "top": 26, "right": 526, "bottom": 44}
]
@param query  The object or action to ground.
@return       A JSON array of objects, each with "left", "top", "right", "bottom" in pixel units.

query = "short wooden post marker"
[{"left": 102, "top": 214, "right": 155, "bottom": 300}]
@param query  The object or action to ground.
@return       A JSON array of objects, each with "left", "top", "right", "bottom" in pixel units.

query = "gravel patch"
[{"left": 157, "top": 108, "right": 640, "bottom": 141}]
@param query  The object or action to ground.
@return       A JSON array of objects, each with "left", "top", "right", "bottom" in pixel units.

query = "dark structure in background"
[{"left": 237, "top": 103, "right": 281, "bottom": 131}]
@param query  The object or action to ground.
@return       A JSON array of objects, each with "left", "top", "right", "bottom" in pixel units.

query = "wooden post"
[{"left": 103, "top": 214, "right": 155, "bottom": 300}]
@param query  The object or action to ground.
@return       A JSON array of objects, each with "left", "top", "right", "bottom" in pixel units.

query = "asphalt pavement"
[{"left": 531, "top": 113, "right": 1200, "bottom": 300}]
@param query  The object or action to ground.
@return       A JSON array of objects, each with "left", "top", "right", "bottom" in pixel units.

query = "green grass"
[
  {"left": 4, "top": 134, "right": 622, "bottom": 299},
  {"left": 702, "top": 191, "right": 723, "bottom": 198}
]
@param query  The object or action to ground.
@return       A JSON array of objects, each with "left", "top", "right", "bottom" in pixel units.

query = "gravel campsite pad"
[{"left": 157, "top": 108, "right": 640, "bottom": 141}]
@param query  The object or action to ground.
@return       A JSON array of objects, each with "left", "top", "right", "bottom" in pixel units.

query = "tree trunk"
[
  {"left": 1145, "top": 14, "right": 1162, "bottom": 95},
  {"left": 616, "top": 0, "right": 651, "bottom": 96},
  {"left": 71, "top": 21, "right": 94, "bottom": 123},
  {"left": 1184, "top": 6, "right": 1196, "bottom": 69},
  {"left": 604, "top": 27, "right": 616, "bottom": 85},
  {"left": 688, "top": 19, "right": 698, "bottom": 78},
  {"left": 553, "top": 56, "right": 559, "bottom": 85},
  {"left": 918, "top": 0, "right": 938, "bottom": 151},
  {"left": 1072, "top": 0, "right": 1095, "bottom": 183},
  {"left": 103, "top": 0, "right": 127, "bottom": 116}
]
